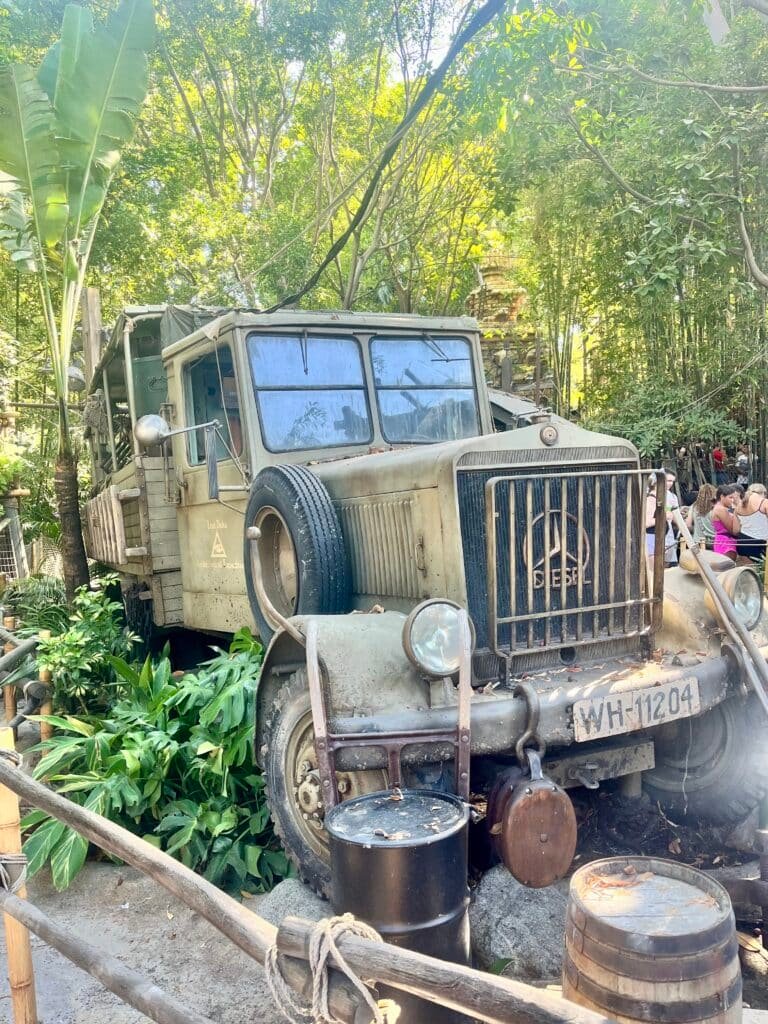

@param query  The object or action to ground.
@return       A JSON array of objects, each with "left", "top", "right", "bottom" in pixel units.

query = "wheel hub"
[
  {"left": 297, "top": 771, "right": 323, "bottom": 816},
  {"left": 292, "top": 741, "right": 368, "bottom": 833}
]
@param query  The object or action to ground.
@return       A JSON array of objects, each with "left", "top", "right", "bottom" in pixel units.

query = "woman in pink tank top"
[{"left": 711, "top": 484, "right": 741, "bottom": 559}]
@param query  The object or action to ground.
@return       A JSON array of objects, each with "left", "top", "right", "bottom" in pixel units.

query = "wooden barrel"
[{"left": 563, "top": 857, "right": 741, "bottom": 1024}]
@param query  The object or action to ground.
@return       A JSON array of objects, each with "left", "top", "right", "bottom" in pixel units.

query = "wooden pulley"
[{"left": 486, "top": 749, "right": 577, "bottom": 889}]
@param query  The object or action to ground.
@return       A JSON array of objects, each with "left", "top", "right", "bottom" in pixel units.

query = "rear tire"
[
  {"left": 122, "top": 581, "right": 157, "bottom": 651},
  {"left": 243, "top": 465, "right": 349, "bottom": 641},
  {"left": 643, "top": 695, "right": 768, "bottom": 826}
]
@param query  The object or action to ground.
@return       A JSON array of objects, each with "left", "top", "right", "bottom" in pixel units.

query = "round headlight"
[
  {"left": 403, "top": 599, "right": 474, "bottom": 677},
  {"left": 708, "top": 566, "right": 764, "bottom": 631},
  {"left": 728, "top": 567, "right": 763, "bottom": 631}
]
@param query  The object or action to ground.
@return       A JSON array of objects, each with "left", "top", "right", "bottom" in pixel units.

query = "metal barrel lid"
[
  {"left": 568, "top": 857, "right": 735, "bottom": 956},
  {"left": 325, "top": 789, "right": 469, "bottom": 848}
]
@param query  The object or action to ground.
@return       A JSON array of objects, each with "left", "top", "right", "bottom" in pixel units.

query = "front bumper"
[{"left": 330, "top": 650, "right": 737, "bottom": 772}]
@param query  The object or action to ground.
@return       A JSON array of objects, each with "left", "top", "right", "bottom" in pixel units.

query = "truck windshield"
[
  {"left": 247, "top": 333, "right": 372, "bottom": 452},
  {"left": 371, "top": 335, "right": 478, "bottom": 443}
]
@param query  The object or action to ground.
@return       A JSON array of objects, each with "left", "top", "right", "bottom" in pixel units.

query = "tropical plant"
[
  {"left": 0, "top": 436, "right": 27, "bottom": 494},
  {"left": 35, "top": 574, "right": 136, "bottom": 713},
  {"left": 0, "top": 0, "right": 155, "bottom": 599},
  {"left": 2, "top": 573, "right": 68, "bottom": 635},
  {"left": 22, "top": 629, "right": 287, "bottom": 893}
]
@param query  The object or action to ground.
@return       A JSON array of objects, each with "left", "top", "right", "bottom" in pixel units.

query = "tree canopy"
[{"left": 2, "top": 0, "right": 768, "bottom": 519}]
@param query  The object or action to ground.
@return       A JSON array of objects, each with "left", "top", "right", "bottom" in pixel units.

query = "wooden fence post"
[
  {"left": 0, "top": 727, "right": 38, "bottom": 1024},
  {"left": 36, "top": 631, "right": 52, "bottom": 743},
  {"left": 3, "top": 615, "right": 17, "bottom": 722}
]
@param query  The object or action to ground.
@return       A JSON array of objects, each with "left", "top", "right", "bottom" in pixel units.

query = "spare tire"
[{"left": 243, "top": 464, "right": 350, "bottom": 640}]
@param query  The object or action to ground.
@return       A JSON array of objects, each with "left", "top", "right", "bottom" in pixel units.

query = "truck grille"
[{"left": 457, "top": 461, "right": 652, "bottom": 658}]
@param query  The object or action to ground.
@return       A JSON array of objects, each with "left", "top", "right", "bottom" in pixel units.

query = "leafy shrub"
[
  {"left": 23, "top": 629, "right": 289, "bottom": 893},
  {"left": 0, "top": 438, "right": 28, "bottom": 495},
  {"left": 585, "top": 379, "right": 740, "bottom": 461},
  {"left": 35, "top": 575, "right": 137, "bottom": 713},
  {"left": 2, "top": 574, "right": 69, "bottom": 635}
]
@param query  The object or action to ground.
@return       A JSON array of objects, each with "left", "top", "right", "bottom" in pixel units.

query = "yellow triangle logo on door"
[{"left": 211, "top": 531, "right": 226, "bottom": 558}]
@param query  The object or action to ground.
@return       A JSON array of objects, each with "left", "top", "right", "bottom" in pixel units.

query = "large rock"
[
  {"left": 258, "top": 878, "right": 329, "bottom": 928},
  {"left": 706, "top": 859, "right": 761, "bottom": 922},
  {"left": 469, "top": 865, "right": 569, "bottom": 980}
]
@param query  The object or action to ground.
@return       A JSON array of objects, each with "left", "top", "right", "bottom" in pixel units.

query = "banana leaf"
[
  {"left": 0, "top": 65, "right": 68, "bottom": 247},
  {"left": 42, "top": 0, "right": 156, "bottom": 232}
]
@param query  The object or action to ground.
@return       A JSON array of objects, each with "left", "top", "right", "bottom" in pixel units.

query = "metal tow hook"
[{"left": 569, "top": 762, "right": 600, "bottom": 790}]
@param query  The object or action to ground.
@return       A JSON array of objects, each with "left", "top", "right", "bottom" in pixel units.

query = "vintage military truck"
[{"left": 81, "top": 303, "right": 768, "bottom": 893}]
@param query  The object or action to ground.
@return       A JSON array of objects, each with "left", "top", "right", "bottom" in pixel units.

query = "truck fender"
[{"left": 254, "top": 610, "right": 430, "bottom": 765}]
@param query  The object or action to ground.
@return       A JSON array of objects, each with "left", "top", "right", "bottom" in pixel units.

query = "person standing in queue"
[
  {"left": 664, "top": 472, "right": 680, "bottom": 567},
  {"left": 712, "top": 442, "right": 727, "bottom": 485}
]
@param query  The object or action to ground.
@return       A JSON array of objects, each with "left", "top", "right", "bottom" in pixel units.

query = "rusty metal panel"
[{"left": 339, "top": 498, "right": 420, "bottom": 598}]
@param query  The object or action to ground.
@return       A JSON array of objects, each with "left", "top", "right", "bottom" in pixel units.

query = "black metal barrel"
[{"left": 326, "top": 789, "right": 470, "bottom": 1024}]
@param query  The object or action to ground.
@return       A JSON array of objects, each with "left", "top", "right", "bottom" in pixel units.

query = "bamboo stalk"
[
  {"left": 0, "top": 888, "right": 215, "bottom": 1024},
  {"left": 0, "top": 757, "right": 366, "bottom": 1023},
  {"left": 0, "top": 727, "right": 38, "bottom": 1024}
]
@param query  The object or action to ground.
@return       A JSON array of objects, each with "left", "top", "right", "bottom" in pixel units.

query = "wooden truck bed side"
[{"left": 82, "top": 456, "right": 183, "bottom": 626}]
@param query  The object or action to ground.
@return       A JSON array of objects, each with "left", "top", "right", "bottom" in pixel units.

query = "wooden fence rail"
[{"left": 0, "top": 756, "right": 619, "bottom": 1024}]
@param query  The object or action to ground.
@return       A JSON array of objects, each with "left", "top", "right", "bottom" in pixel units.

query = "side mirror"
[{"left": 134, "top": 414, "right": 171, "bottom": 448}]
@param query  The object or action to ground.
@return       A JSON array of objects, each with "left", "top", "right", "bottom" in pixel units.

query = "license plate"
[{"left": 572, "top": 678, "right": 701, "bottom": 742}]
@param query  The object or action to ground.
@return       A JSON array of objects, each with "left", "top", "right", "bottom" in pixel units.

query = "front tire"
[
  {"left": 262, "top": 671, "right": 386, "bottom": 896},
  {"left": 643, "top": 695, "right": 768, "bottom": 826}
]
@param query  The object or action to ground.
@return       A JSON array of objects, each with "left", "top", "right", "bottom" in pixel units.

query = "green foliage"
[
  {"left": 2, "top": 573, "right": 68, "bottom": 634},
  {"left": 35, "top": 574, "right": 136, "bottom": 712},
  {"left": 0, "top": 0, "right": 155, "bottom": 597},
  {"left": 0, "top": 435, "right": 27, "bottom": 493},
  {"left": 475, "top": 0, "right": 768, "bottom": 430},
  {"left": 586, "top": 380, "right": 740, "bottom": 459},
  {"left": 23, "top": 631, "right": 287, "bottom": 893}
]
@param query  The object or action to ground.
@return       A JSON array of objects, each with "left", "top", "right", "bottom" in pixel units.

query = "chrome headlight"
[
  {"left": 706, "top": 566, "right": 764, "bottom": 631},
  {"left": 726, "top": 567, "right": 763, "bottom": 630},
  {"left": 402, "top": 599, "right": 474, "bottom": 677}
]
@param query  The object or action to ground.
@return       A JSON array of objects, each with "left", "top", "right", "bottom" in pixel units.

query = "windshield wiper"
[{"left": 423, "top": 333, "right": 469, "bottom": 363}]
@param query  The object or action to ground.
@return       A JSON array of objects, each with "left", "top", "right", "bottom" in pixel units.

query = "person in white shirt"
[{"left": 664, "top": 472, "right": 680, "bottom": 567}]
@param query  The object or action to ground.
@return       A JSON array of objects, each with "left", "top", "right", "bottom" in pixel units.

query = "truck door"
[{"left": 175, "top": 340, "right": 253, "bottom": 633}]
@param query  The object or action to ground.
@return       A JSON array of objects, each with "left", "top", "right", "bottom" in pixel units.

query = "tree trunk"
[{"left": 54, "top": 402, "right": 89, "bottom": 601}]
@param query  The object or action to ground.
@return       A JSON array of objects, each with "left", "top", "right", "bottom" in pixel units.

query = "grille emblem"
[{"left": 524, "top": 510, "right": 591, "bottom": 590}]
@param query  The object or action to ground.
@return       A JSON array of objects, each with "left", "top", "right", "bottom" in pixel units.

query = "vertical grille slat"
[
  {"left": 608, "top": 476, "right": 617, "bottom": 636},
  {"left": 576, "top": 477, "right": 584, "bottom": 642},
  {"left": 592, "top": 477, "right": 601, "bottom": 640},
  {"left": 543, "top": 478, "right": 551, "bottom": 650},
  {"left": 459, "top": 462, "right": 652, "bottom": 660},
  {"left": 525, "top": 481, "right": 534, "bottom": 651}
]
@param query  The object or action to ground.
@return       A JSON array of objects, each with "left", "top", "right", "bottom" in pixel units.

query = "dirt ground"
[{"left": 0, "top": 864, "right": 286, "bottom": 1024}]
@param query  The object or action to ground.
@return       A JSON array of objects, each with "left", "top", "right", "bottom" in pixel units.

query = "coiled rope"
[
  {"left": 0, "top": 853, "right": 27, "bottom": 894},
  {"left": 265, "top": 913, "right": 386, "bottom": 1024}
]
